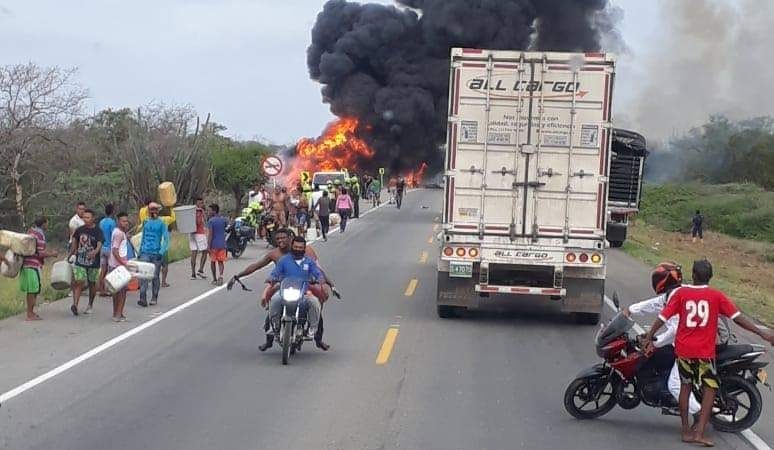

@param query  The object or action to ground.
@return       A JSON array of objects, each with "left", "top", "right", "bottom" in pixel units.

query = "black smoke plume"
[{"left": 307, "top": 0, "right": 618, "bottom": 173}]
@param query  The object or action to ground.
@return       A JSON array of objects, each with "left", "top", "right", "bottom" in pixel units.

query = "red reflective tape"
[
  {"left": 451, "top": 123, "right": 457, "bottom": 169},
  {"left": 597, "top": 183, "right": 604, "bottom": 229},
  {"left": 580, "top": 67, "right": 604, "bottom": 71},
  {"left": 462, "top": 63, "right": 486, "bottom": 68},
  {"left": 539, "top": 227, "right": 563, "bottom": 233},
  {"left": 454, "top": 225, "right": 477, "bottom": 230},
  {"left": 542, "top": 288, "right": 562, "bottom": 295},
  {"left": 486, "top": 226, "right": 509, "bottom": 231},
  {"left": 571, "top": 229, "right": 596, "bottom": 235},
  {"left": 463, "top": 48, "right": 483, "bottom": 54},
  {"left": 494, "top": 64, "right": 519, "bottom": 69},
  {"left": 548, "top": 65, "right": 570, "bottom": 71},
  {"left": 603, "top": 75, "right": 610, "bottom": 121},
  {"left": 599, "top": 129, "right": 606, "bottom": 173},
  {"left": 447, "top": 178, "right": 455, "bottom": 222},
  {"left": 453, "top": 69, "right": 460, "bottom": 115},
  {"left": 585, "top": 52, "right": 605, "bottom": 58},
  {"left": 510, "top": 287, "right": 530, "bottom": 293}
]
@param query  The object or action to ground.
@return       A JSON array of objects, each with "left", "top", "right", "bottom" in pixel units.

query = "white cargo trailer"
[{"left": 436, "top": 49, "right": 617, "bottom": 324}]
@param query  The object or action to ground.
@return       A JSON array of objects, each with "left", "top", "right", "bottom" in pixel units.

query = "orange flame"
[
  {"left": 404, "top": 162, "right": 428, "bottom": 187},
  {"left": 288, "top": 118, "right": 375, "bottom": 187}
]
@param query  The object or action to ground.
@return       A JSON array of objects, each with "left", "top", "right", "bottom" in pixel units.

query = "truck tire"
[
  {"left": 609, "top": 241, "right": 623, "bottom": 248},
  {"left": 573, "top": 312, "right": 600, "bottom": 325},
  {"left": 437, "top": 305, "right": 457, "bottom": 318}
]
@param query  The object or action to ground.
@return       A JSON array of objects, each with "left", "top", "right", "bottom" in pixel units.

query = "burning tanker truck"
[{"left": 436, "top": 49, "right": 645, "bottom": 324}]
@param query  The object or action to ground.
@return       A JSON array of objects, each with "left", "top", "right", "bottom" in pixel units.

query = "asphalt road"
[{"left": 0, "top": 189, "right": 770, "bottom": 450}]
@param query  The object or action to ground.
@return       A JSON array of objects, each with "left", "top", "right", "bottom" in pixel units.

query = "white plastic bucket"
[
  {"left": 306, "top": 227, "right": 318, "bottom": 241},
  {"left": 173, "top": 205, "right": 197, "bottom": 234},
  {"left": 330, "top": 213, "right": 341, "bottom": 227},
  {"left": 51, "top": 261, "right": 73, "bottom": 290},
  {"left": 0, "top": 249, "right": 22, "bottom": 278},
  {"left": 105, "top": 265, "right": 132, "bottom": 294},
  {"left": 0, "top": 230, "right": 36, "bottom": 256},
  {"left": 127, "top": 259, "right": 156, "bottom": 280}
]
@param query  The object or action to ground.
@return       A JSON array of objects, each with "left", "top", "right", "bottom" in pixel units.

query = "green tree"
[{"left": 211, "top": 139, "right": 271, "bottom": 211}]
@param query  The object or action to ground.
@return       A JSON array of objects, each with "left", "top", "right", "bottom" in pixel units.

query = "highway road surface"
[{"left": 0, "top": 189, "right": 771, "bottom": 450}]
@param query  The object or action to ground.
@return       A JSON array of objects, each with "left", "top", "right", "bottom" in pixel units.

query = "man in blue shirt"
[
  {"left": 138, "top": 202, "right": 170, "bottom": 307},
  {"left": 207, "top": 203, "right": 228, "bottom": 285},
  {"left": 260, "top": 236, "right": 325, "bottom": 351}
]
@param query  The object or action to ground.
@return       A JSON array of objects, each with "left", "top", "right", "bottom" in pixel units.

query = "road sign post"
[
  {"left": 261, "top": 156, "right": 283, "bottom": 189},
  {"left": 379, "top": 167, "right": 385, "bottom": 191}
]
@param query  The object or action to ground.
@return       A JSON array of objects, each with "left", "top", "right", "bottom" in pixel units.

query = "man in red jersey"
[{"left": 645, "top": 259, "right": 774, "bottom": 446}]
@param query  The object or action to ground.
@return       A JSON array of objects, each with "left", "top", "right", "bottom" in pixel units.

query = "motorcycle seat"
[{"left": 716, "top": 344, "right": 754, "bottom": 362}]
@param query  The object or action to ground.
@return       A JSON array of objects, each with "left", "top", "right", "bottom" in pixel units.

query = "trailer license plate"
[{"left": 450, "top": 261, "right": 473, "bottom": 278}]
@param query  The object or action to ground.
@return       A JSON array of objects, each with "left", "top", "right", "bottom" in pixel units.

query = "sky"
[{"left": 0, "top": 0, "right": 658, "bottom": 144}]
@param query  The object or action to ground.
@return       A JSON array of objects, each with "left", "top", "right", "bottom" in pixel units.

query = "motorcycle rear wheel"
[
  {"left": 564, "top": 378, "right": 617, "bottom": 420},
  {"left": 711, "top": 375, "right": 762, "bottom": 433},
  {"left": 281, "top": 324, "right": 292, "bottom": 365}
]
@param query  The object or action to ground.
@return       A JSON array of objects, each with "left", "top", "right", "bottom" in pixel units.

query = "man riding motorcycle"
[
  {"left": 227, "top": 228, "right": 338, "bottom": 351},
  {"left": 622, "top": 262, "right": 730, "bottom": 416},
  {"left": 261, "top": 236, "right": 324, "bottom": 350}
]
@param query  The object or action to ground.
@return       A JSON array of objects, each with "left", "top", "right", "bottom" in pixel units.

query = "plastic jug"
[
  {"left": 127, "top": 259, "right": 156, "bottom": 280},
  {"left": 0, "top": 249, "right": 22, "bottom": 278},
  {"left": 105, "top": 266, "right": 132, "bottom": 294},
  {"left": 173, "top": 205, "right": 197, "bottom": 234},
  {"left": 131, "top": 233, "right": 143, "bottom": 253},
  {"left": 0, "top": 230, "right": 37, "bottom": 256},
  {"left": 50, "top": 260, "right": 73, "bottom": 290},
  {"left": 158, "top": 182, "right": 177, "bottom": 207}
]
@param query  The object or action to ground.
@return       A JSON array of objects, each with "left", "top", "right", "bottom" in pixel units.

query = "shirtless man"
[
  {"left": 227, "top": 228, "right": 339, "bottom": 351},
  {"left": 271, "top": 187, "right": 288, "bottom": 227}
]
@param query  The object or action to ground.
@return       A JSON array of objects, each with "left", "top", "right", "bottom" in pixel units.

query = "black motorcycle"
[
  {"left": 564, "top": 295, "right": 769, "bottom": 433},
  {"left": 226, "top": 220, "right": 254, "bottom": 258}
]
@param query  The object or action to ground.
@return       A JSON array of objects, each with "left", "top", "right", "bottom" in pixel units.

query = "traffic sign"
[
  {"left": 301, "top": 171, "right": 311, "bottom": 184},
  {"left": 261, "top": 156, "right": 283, "bottom": 177},
  {"left": 379, "top": 167, "right": 385, "bottom": 175}
]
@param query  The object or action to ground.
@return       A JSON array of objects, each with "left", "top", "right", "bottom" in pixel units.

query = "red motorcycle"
[{"left": 563, "top": 295, "right": 769, "bottom": 433}]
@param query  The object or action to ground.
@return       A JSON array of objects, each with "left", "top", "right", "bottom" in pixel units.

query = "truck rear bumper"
[{"left": 475, "top": 284, "right": 566, "bottom": 296}]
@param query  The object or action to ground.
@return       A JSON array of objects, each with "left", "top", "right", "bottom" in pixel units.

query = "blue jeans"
[{"left": 139, "top": 253, "right": 163, "bottom": 301}]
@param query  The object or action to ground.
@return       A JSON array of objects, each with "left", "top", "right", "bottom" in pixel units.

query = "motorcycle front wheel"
[
  {"left": 564, "top": 377, "right": 617, "bottom": 420},
  {"left": 281, "top": 323, "right": 292, "bottom": 365},
  {"left": 711, "top": 375, "right": 762, "bottom": 433}
]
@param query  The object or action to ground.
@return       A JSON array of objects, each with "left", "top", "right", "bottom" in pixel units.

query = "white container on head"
[
  {"left": 127, "top": 259, "right": 156, "bottom": 280},
  {"left": 173, "top": 205, "right": 197, "bottom": 234},
  {"left": 105, "top": 266, "right": 132, "bottom": 294},
  {"left": 51, "top": 261, "right": 73, "bottom": 290},
  {"left": 0, "top": 249, "right": 23, "bottom": 278},
  {"left": 158, "top": 182, "right": 177, "bottom": 207},
  {"left": 0, "top": 230, "right": 37, "bottom": 256}
]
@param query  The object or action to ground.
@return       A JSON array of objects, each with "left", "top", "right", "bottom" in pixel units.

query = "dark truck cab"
[{"left": 606, "top": 129, "right": 648, "bottom": 247}]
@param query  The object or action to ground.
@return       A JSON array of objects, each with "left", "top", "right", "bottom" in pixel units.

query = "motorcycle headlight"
[{"left": 282, "top": 287, "right": 302, "bottom": 302}]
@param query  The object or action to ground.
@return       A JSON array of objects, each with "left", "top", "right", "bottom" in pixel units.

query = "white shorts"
[{"left": 189, "top": 233, "right": 207, "bottom": 251}]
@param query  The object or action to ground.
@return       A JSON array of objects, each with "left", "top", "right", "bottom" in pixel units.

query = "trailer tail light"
[
  {"left": 579, "top": 253, "right": 589, "bottom": 263},
  {"left": 566, "top": 253, "right": 577, "bottom": 263},
  {"left": 591, "top": 253, "right": 602, "bottom": 264},
  {"left": 443, "top": 247, "right": 454, "bottom": 257},
  {"left": 456, "top": 247, "right": 466, "bottom": 257},
  {"left": 468, "top": 248, "right": 479, "bottom": 258}
]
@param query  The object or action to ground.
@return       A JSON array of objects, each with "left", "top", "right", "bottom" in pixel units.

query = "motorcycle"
[
  {"left": 225, "top": 219, "right": 254, "bottom": 258},
  {"left": 564, "top": 294, "right": 770, "bottom": 433},
  {"left": 273, "top": 276, "right": 313, "bottom": 365}
]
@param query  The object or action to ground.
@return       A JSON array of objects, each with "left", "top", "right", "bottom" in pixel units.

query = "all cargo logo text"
[
  {"left": 466, "top": 78, "right": 588, "bottom": 98},
  {"left": 494, "top": 250, "right": 551, "bottom": 259}
]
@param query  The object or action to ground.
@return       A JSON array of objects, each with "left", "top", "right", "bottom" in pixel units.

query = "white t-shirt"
[
  {"left": 248, "top": 190, "right": 264, "bottom": 205},
  {"left": 109, "top": 228, "right": 128, "bottom": 269}
]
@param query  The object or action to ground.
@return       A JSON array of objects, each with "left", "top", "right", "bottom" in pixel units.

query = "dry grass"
[{"left": 624, "top": 220, "right": 774, "bottom": 326}]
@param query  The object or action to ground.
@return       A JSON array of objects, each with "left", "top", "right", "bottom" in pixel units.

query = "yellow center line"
[
  {"left": 404, "top": 278, "right": 419, "bottom": 296},
  {"left": 375, "top": 327, "right": 400, "bottom": 365},
  {"left": 419, "top": 251, "right": 428, "bottom": 264}
]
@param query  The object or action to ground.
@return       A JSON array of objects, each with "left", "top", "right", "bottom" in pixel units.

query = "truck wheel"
[
  {"left": 609, "top": 241, "right": 623, "bottom": 248},
  {"left": 437, "top": 305, "right": 457, "bottom": 318},
  {"left": 573, "top": 312, "right": 600, "bottom": 325}
]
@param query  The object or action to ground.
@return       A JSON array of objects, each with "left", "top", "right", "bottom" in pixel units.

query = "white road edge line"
[
  {"left": 0, "top": 192, "right": 406, "bottom": 405},
  {"left": 603, "top": 296, "right": 772, "bottom": 450}
]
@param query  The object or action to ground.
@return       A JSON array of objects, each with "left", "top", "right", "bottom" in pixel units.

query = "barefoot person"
[
  {"left": 207, "top": 203, "right": 228, "bottom": 285},
  {"left": 644, "top": 260, "right": 774, "bottom": 446},
  {"left": 19, "top": 216, "right": 58, "bottom": 320},
  {"left": 97, "top": 204, "right": 116, "bottom": 296},
  {"left": 109, "top": 212, "right": 131, "bottom": 322},
  {"left": 69, "top": 209, "right": 104, "bottom": 316},
  {"left": 189, "top": 197, "right": 208, "bottom": 280}
]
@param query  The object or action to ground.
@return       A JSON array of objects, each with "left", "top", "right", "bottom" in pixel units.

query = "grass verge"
[
  {"left": 0, "top": 233, "right": 191, "bottom": 320},
  {"left": 624, "top": 220, "right": 774, "bottom": 326}
]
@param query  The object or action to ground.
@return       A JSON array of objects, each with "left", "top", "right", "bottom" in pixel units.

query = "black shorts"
[{"left": 678, "top": 358, "right": 719, "bottom": 390}]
